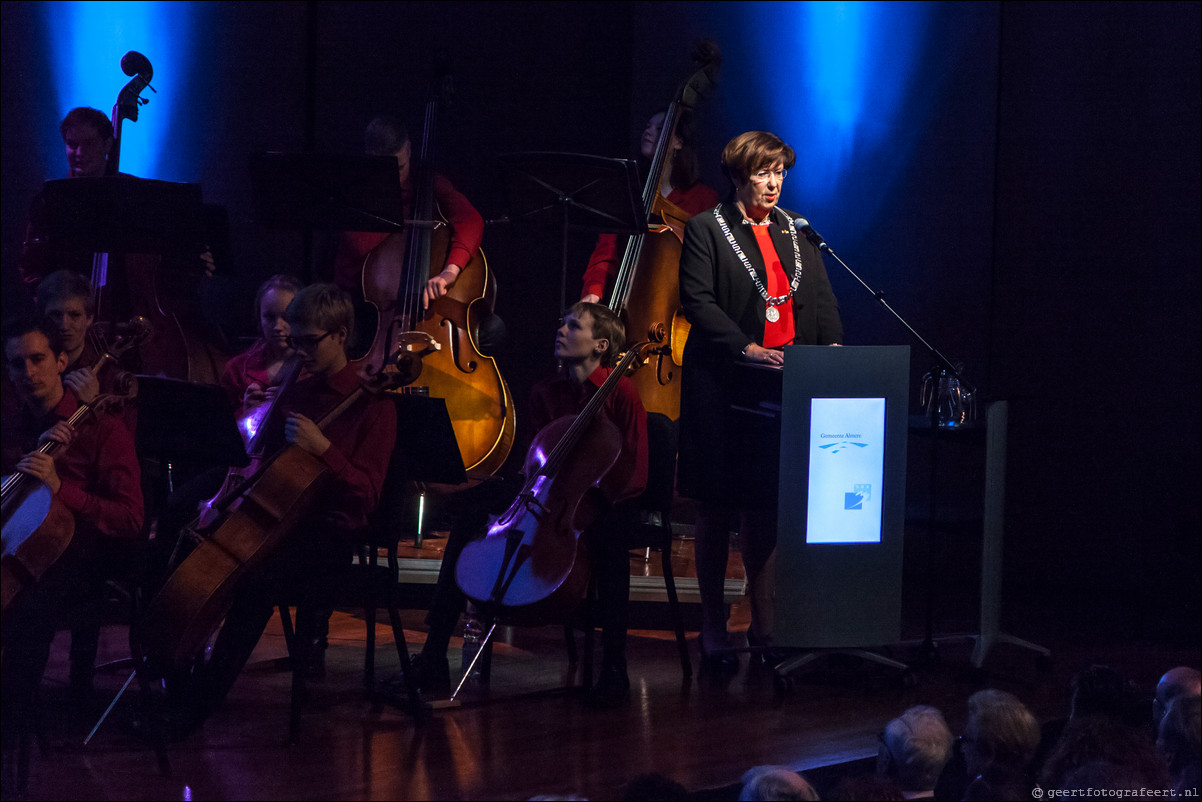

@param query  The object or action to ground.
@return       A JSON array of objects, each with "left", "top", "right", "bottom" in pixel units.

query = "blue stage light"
[
  {"left": 43, "top": 1, "right": 193, "bottom": 181},
  {"left": 738, "top": 2, "right": 934, "bottom": 218}
]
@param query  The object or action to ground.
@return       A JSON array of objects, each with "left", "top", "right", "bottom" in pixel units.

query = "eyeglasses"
[
  {"left": 285, "top": 330, "right": 333, "bottom": 351},
  {"left": 750, "top": 168, "right": 787, "bottom": 183}
]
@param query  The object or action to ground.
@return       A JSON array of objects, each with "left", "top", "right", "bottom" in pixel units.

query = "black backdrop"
[{"left": 2, "top": 1, "right": 1198, "bottom": 641}]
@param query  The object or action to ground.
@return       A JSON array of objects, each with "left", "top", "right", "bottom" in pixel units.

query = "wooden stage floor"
[{"left": 9, "top": 534, "right": 1199, "bottom": 801}]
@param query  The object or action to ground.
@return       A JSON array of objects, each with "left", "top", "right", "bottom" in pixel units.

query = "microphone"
[{"left": 792, "top": 217, "right": 829, "bottom": 252}]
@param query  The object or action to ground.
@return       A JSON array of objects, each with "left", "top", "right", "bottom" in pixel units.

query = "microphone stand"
[{"left": 802, "top": 224, "right": 974, "bottom": 665}]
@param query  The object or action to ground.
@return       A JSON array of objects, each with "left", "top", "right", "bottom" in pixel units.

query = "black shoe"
[
  {"left": 746, "top": 629, "right": 790, "bottom": 667},
  {"left": 586, "top": 665, "right": 630, "bottom": 709},
  {"left": 699, "top": 643, "right": 741, "bottom": 675},
  {"left": 383, "top": 653, "right": 451, "bottom": 696}
]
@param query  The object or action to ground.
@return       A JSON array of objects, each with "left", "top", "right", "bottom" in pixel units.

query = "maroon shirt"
[
  {"left": 528, "top": 365, "right": 648, "bottom": 504},
  {"left": 287, "top": 363, "right": 397, "bottom": 532},
  {"left": 580, "top": 181, "right": 719, "bottom": 301},
  {"left": 1, "top": 390, "right": 143, "bottom": 541}
]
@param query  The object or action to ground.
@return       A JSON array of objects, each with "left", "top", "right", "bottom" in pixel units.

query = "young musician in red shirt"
[
  {"left": 2, "top": 318, "right": 143, "bottom": 753},
  {"left": 161, "top": 284, "right": 397, "bottom": 730}
]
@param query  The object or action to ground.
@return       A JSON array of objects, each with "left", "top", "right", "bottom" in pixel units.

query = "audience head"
[
  {"left": 1068, "top": 663, "right": 1140, "bottom": 726},
  {"left": 620, "top": 772, "right": 688, "bottom": 801},
  {"left": 963, "top": 689, "right": 1041, "bottom": 782},
  {"left": 1042, "top": 717, "right": 1169, "bottom": 794},
  {"left": 738, "top": 765, "right": 819, "bottom": 801},
  {"left": 1154, "top": 666, "right": 1201, "bottom": 724},
  {"left": 878, "top": 705, "right": 954, "bottom": 793},
  {"left": 1157, "top": 694, "right": 1201, "bottom": 791}
]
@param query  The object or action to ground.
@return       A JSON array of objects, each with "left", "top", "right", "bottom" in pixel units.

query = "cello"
[
  {"left": 606, "top": 43, "right": 721, "bottom": 420},
  {"left": 1, "top": 318, "right": 150, "bottom": 612},
  {"left": 455, "top": 342, "right": 657, "bottom": 628},
  {"left": 355, "top": 57, "right": 515, "bottom": 481},
  {"left": 134, "top": 370, "right": 395, "bottom": 671}
]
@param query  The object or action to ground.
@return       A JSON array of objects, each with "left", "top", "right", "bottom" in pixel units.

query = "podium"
[{"left": 772, "top": 346, "right": 910, "bottom": 675}]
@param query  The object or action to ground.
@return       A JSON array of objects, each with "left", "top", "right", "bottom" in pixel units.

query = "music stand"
[
  {"left": 381, "top": 393, "right": 467, "bottom": 547},
  {"left": 497, "top": 152, "right": 645, "bottom": 312},
  {"left": 38, "top": 177, "right": 207, "bottom": 256},
  {"left": 134, "top": 377, "right": 248, "bottom": 496},
  {"left": 248, "top": 152, "right": 408, "bottom": 232}
]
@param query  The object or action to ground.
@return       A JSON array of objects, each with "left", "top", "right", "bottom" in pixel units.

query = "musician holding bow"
[
  {"left": 410, "top": 302, "right": 646, "bottom": 707},
  {"left": 677, "top": 131, "right": 842, "bottom": 672},
  {"left": 166, "top": 283, "right": 397, "bottom": 730},
  {"left": 1, "top": 318, "right": 144, "bottom": 746}
]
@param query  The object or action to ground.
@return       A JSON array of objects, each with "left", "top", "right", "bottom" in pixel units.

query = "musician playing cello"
[
  {"left": 1, "top": 318, "right": 143, "bottom": 751},
  {"left": 158, "top": 283, "right": 396, "bottom": 732},
  {"left": 408, "top": 303, "right": 646, "bottom": 707}
]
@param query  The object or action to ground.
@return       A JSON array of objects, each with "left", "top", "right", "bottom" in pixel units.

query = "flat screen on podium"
[
  {"left": 805, "top": 397, "right": 886, "bottom": 544},
  {"left": 774, "top": 345, "right": 909, "bottom": 648}
]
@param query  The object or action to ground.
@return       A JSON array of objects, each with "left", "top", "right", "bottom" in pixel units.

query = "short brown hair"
[
  {"left": 60, "top": 107, "right": 114, "bottom": 142},
  {"left": 721, "top": 131, "right": 797, "bottom": 184},
  {"left": 567, "top": 301, "right": 625, "bottom": 368},
  {"left": 285, "top": 283, "right": 354, "bottom": 343},
  {"left": 37, "top": 269, "right": 96, "bottom": 317}
]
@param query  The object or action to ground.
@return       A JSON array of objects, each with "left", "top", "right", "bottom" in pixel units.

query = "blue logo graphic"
[
  {"left": 844, "top": 484, "right": 872, "bottom": 510},
  {"left": 820, "top": 441, "right": 869, "bottom": 454}
]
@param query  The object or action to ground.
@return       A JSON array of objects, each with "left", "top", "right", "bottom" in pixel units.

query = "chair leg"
[
  {"left": 581, "top": 577, "right": 597, "bottom": 690},
  {"left": 278, "top": 605, "right": 296, "bottom": 654},
  {"left": 660, "top": 545, "right": 693, "bottom": 678},
  {"left": 364, "top": 599, "right": 377, "bottom": 696},
  {"left": 385, "top": 604, "right": 423, "bottom": 720}
]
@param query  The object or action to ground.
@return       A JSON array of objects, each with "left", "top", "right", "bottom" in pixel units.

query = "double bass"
[
  {"left": 356, "top": 58, "right": 515, "bottom": 480},
  {"left": 1, "top": 318, "right": 149, "bottom": 612},
  {"left": 605, "top": 43, "right": 721, "bottom": 420},
  {"left": 455, "top": 342, "right": 656, "bottom": 627},
  {"left": 97, "top": 51, "right": 225, "bottom": 384}
]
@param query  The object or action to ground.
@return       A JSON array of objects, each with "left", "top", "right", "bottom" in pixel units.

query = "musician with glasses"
[
  {"left": 677, "top": 131, "right": 843, "bottom": 673},
  {"left": 145, "top": 284, "right": 397, "bottom": 735}
]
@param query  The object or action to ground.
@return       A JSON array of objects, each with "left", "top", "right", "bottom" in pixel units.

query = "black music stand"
[
  {"left": 248, "top": 152, "right": 409, "bottom": 233},
  {"left": 497, "top": 152, "right": 645, "bottom": 312},
  {"left": 38, "top": 177, "right": 207, "bottom": 255},
  {"left": 381, "top": 393, "right": 467, "bottom": 547},
  {"left": 134, "top": 377, "right": 248, "bottom": 506}
]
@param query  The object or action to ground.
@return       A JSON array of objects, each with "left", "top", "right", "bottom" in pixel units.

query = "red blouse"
[{"left": 751, "top": 225, "right": 796, "bottom": 349}]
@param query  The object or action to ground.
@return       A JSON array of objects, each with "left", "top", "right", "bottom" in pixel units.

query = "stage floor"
[{"left": 9, "top": 533, "right": 1200, "bottom": 801}]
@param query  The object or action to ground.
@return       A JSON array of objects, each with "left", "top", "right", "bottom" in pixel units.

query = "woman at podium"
[{"left": 677, "top": 130, "right": 843, "bottom": 672}]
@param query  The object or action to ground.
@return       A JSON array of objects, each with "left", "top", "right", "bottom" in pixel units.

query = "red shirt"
[
  {"left": 1, "top": 390, "right": 144, "bottom": 542},
  {"left": 331, "top": 173, "right": 484, "bottom": 293},
  {"left": 528, "top": 365, "right": 648, "bottom": 504},
  {"left": 287, "top": 363, "right": 397, "bottom": 532},
  {"left": 580, "top": 182, "right": 719, "bottom": 301},
  {"left": 751, "top": 225, "right": 796, "bottom": 349}
]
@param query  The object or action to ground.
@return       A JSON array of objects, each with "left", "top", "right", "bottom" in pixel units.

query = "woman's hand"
[{"left": 741, "top": 343, "right": 784, "bottom": 366}]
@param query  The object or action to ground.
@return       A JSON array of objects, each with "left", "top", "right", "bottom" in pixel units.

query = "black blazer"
[{"left": 678, "top": 201, "right": 843, "bottom": 366}]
